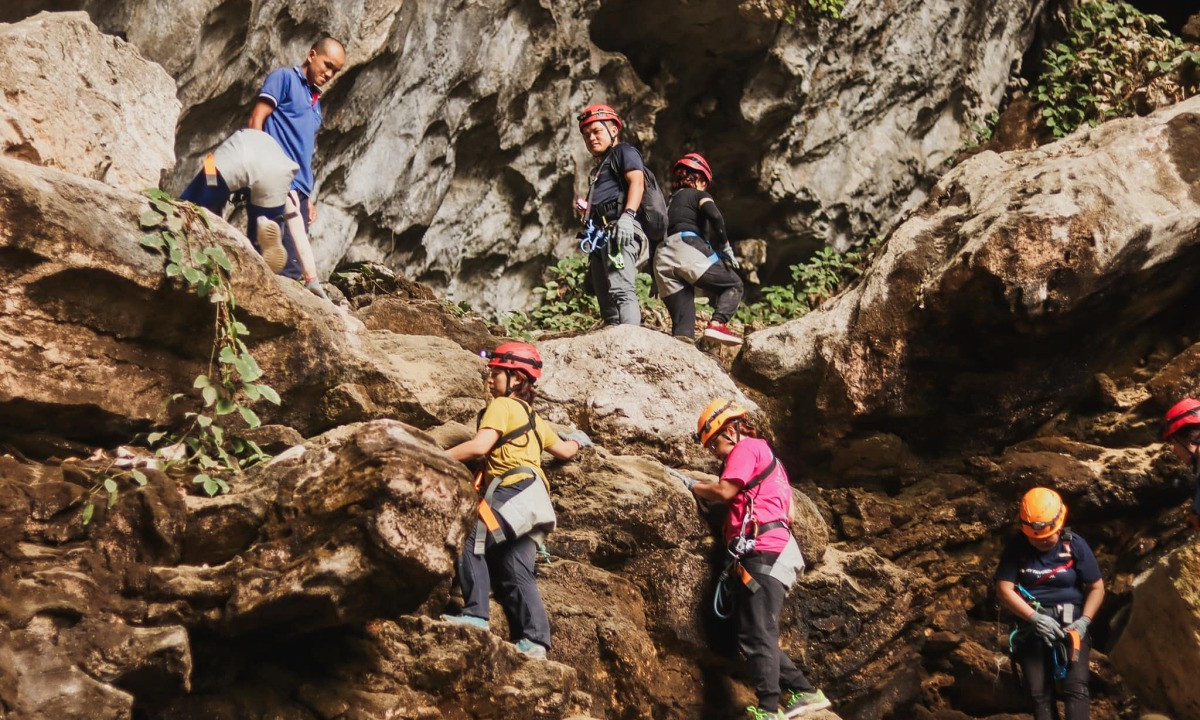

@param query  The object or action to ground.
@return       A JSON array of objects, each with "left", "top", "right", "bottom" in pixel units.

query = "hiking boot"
[
  {"left": 782, "top": 689, "right": 831, "bottom": 717},
  {"left": 702, "top": 321, "right": 742, "bottom": 346},
  {"left": 256, "top": 216, "right": 288, "bottom": 274},
  {"left": 745, "top": 706, "right": 785, "bottom": 720},
  {"left": 514, "top": 638, "right": 548, "bottom": 660},
  {"left": 439, "top": 613, "right": 488, "bottom": 630}
]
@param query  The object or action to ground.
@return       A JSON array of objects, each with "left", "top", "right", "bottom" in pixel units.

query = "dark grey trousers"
[
  {"left": 662, "top": 261, "right": 743, "bottom": 337},
  {"left": 1013, "top": 631, "right": 1091, "bottom": 720},
  {"left": 456, "top": 485, "right": 551, "bottom": 649},
  {"left": 735, "top": 553, "right": 814, "bottom": 711}
]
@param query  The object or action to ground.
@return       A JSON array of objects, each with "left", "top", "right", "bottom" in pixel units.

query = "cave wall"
[{"left": 1, "top": 0, "right": 1048, "bottom": 315}]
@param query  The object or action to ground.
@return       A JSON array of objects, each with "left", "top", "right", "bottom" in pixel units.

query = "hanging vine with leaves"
[{"left": 80, "top": 191, "right": 278, "bottom": 523}]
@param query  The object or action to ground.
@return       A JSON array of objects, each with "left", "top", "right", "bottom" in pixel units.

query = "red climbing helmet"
[
  {"left": 577, "top": 104, "right": 623, "bottom": 132},
  {"left": 673, "top": 153, "right": 713, "bottom": 186},
  {"left": 1162, "top": 398, "right": 1200, "bottom": 440},
  {"left": 482, "top": 342, "right": 543, "bottom": 382}
]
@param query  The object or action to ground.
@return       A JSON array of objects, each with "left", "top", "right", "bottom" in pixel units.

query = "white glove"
[
  {"left": 665, "top": 467, "right": 698, "bottom": 490},
  {"left": 719, "top": 245, "right": 741, "bottom": 270},
  {"left": 614, "top": 211, "right": 637, "bottom": 247},
  {"left": 561, "top": 430, "right": 593, "bottom": 448}
]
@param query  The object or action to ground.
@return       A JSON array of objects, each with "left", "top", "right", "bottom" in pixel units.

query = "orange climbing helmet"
[
  {"left": 577, "top": 103, "right": 623, "bottom": 132},
  {"left": 482, "top": 342, "right": 543, "bottom": 382},
  {"left": 694, "top": 398, "right": 747, "bottom": 447},
  {"left": 1019, "top": 487, "right": 1067, "bottom": 539},
  {"left": 1162, "top": 398, "right": 1200, "bottom": 441}
]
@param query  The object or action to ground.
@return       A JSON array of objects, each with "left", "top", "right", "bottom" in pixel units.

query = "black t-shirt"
[
  {"left": 994, "top": 531, "right": 1101, "bottom": 609},
  {"left": 667, "top": 187, "right": 729, "bottom": 249},
  {"left": 587, "top": 143, "right": 644, "bottom": 217}
]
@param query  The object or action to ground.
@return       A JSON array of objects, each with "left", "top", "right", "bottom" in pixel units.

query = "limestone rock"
[
  {"left": 740, "top": 98, "right": 1200, "bottom": 449},
  {"left": 537, "top": 325, "right": 758, "bottom": 467},
  {"left": 1110, "top": 539, "right": 1200, "bottom": 720},
  {"left": 0, "top": 156, "right": 485, "bottom": 442},
  {"left": 0, "top": 12, "right": 178, "bottom": 191}
]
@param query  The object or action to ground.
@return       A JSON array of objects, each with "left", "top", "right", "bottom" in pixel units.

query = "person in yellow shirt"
[{"left": 442, "top": 342, "right": 590, "bottom": 659}]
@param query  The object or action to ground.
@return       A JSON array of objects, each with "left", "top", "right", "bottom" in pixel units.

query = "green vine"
[
  {"left": 1035, "top": 1, "right": 1200, "bottom": 138},
  {"left": 80, "top": 191, "right": 277, "bottom": 522},
  {"left": 785, "top": 0, "right": 845, "bottom": 22}
]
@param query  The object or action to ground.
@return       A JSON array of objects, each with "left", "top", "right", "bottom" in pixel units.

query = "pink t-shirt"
[{"left": 720, "top": 437, "right": 792, "bottom": 553}]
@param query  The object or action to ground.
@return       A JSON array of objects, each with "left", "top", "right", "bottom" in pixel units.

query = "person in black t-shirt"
[
  {"left": 994, "top": 487, "right": 1104, "bottom": 720},
  {"left": 576, "top": 103, "right": 645, "bottom": 326},
  {"left": 653, "top": 153, "right": 743, "bottom": 344}
]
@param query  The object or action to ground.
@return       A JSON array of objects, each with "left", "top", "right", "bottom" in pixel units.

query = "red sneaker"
[{"left": 703, "top": 321, "right": 742, "bottom": 346}]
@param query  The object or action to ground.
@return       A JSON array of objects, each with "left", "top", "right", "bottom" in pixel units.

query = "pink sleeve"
[{"left": 720, "top": 442, "right": 759, "bottom": 488}]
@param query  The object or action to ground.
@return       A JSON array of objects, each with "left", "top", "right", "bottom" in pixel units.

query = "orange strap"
[
  {"left": 477, "top": 499, "right": 501, "bottom": 533},
  {"left": 202, "top": 154, "right": 218, "bottom": 186}
]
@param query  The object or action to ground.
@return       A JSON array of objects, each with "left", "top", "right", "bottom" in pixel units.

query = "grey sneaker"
[
  {"left": 256, "top": 216, "right": 288, "bottom": 274},
  {"left": 782, "top": 689, "right": 831, "bottom": 717},
  {"left": 439, "top": 613, "right": 488, "bottom": 630},
  {"left": 514, "top": 638, "right": 547, "bottom": 659}
]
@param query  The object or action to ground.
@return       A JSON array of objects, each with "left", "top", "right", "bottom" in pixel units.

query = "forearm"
[
  {"left": 1080, "top": 582, "right": 1104, "bottom": 621},
  {"left": 546, "top": 439, "right": 580, "bottom": 460}
]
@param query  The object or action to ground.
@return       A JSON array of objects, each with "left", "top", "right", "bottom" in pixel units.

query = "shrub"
[
  {"left": 1035, "top": 1, "right": 1200, "bottom": 138},
  {"left": 735, "top": 240, "right": 880, "bottom": 329}
]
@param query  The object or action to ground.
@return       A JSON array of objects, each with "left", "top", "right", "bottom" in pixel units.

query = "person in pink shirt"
[{"left": 674, "top": 399, "right": 830, "bottom": 719}]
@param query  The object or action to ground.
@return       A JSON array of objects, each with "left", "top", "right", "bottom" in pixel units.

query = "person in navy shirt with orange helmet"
[{"left": 995, "top": 487, "right": 1104, "bottom": 720}]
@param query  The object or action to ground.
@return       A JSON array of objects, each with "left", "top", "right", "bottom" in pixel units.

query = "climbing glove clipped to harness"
[
  {"left": 561, "top": 430, "right": 593, "bottom": 449},
  {"left": 614, "top": 210, "right": 637, "bottom": 248},
  {"left": 665, "top": 467, "right": 699, "bottom": 490},
  {"left": 305, "top": 278, "right": 330, "bottom": 300},
  {"left": 718, "top": 244, "right": 741, "bottom": 270},
  {"left": 1065, "top": 616, "right": 1091, "bottom": 637},
  {"left": 1030, "top": 612, "right": 1066, "bottom": 645}
]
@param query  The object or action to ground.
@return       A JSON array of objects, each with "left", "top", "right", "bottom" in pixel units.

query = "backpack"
[{"left": 610, "top": 143, "right": 668, "bottom": 244}]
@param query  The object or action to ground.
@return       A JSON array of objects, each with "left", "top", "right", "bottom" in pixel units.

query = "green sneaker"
[
  {"left": 745, "top": 706, "right": 785, "bottom": 720},
  {"left": 782, "top": 689, "right": 831, "bottom": 717}
]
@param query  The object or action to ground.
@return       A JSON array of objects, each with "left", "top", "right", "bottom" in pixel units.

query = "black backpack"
[{"left": 611, "top": 144, "right": 668, "bottom": 244}]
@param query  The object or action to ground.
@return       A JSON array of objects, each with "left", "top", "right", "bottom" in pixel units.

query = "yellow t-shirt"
[{"left": 479, "top": 397, "right": 561, "bottom": 488}]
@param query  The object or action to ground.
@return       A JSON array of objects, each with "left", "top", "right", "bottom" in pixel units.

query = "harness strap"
[
  {"left": 755, "top": 520, "right": 789, "bottom": 536},
  {"left": 477, "top": 398, "right": 543, "bottom": 455},
  {"left": 473, "top": 467, "right": 539, "bottom": 555},
  {"left": 202, "top": 154, "right": 219, "bottom": 187},
  {"left": 1029, "top": 558, "right": 1075, "bottom": 587},
  {"left": 743, "top": 457, "right": 779, "bottom": 493}
]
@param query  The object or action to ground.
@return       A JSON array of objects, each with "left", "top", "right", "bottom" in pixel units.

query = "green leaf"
[
  {"left": 140, "top": 234, "right": 166, "bottom": 251},
  {"left": 146, "top": 431, "right": 166, "bottom": 444},
  {"left": 139, "top": 209, "right": 166, "bottom": 229},
  {"left": 204, "top": 246, "right": 234, "bottom": 272},
  {"left": 165, "top": 263, "right": 182, "bottom": 278},
  {"left": 219, "top": 346, "right": 238, "bottom": 364},
  {"left": 103, "top": 478, "right": 118, "bottom": 494},
  {"left": 196, "top": 210, "right": 211, "bottom": 229},
  {"left": 193, "top": 375, "right": 211, "bottom": 389},
  {"left": 242, "top": 382, "right": 261, "bottom": 401},
  {"left": 82, "top": 502, "right": 95, "bottom": 525},
  {"left": 258, "top": 384, "right": 281, "bottom": 405},
  {"left": 196, "top": 413, "right": 213, "bottom": 428},
  {"left": 131, "top": 470, "right": 148, "bottom": 486},
  {"left": 165, "top": 213, "right": 184, "bottom": 234},
  {"left": 181, "top": 266, "right": 204, "bottom": 286},
  {"left": 215, "top": 397, "right": 236, "bottom": 416},
  {"left": 202, "top": 385, "right": 218, "bottom": 407},
  {"left": 238, "top": 405, "right": 262, "bottom": 428},
  {"left": 231, "top": 321, "right": 250, "bottom": 336}
]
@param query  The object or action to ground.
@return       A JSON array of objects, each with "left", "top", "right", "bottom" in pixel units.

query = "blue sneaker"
[
  {"left": 782, "top": 689, "right": 831, "bottom": 717},
  {"left": 514, "top": 638, "right": 548, "bottom": 659},
  {"left": 440, "top": 613, "right": 488, "bottom": 630}
]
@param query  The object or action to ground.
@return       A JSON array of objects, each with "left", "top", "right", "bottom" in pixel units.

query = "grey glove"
[
  {"left": 665, "top": 467, "right": 698, "bottom": 490},
  {"left": 1030, "top": 612, "right": 1065, "bottom": 645},
  {"left": 614, "top": 211, "right": 637, "bottom": 247},
  {"left": 561, "top": 430, "right": 593, "bottom": 449},
  {"left": 1065, "top": 616, "right": 1090, "bottom": 637},
  {"left": 719, "top": 244, "right": 741, "bottom": 270},
  {"left": 305, "top": 279, "right": 330, "bottom": 300}
]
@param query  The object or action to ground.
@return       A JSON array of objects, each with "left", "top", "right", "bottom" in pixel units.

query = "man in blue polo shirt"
[{"left": 248, "top": 36, "right": 345, "bottom": 280}]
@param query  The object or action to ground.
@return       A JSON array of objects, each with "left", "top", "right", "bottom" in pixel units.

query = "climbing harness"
[
  {"left": 472, "top": 398, "right": 554, "bottom": 555},
  {"left": 712, "top": 457, "right": 785, "bottom": 619},
  {"left": 1005, "top": 533, "right": 1081, "bottom": 682}
]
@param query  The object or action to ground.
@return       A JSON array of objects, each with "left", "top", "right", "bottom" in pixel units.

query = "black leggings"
[{"left": 1013, "top": 632, "right": 1091, "bottom": 720}]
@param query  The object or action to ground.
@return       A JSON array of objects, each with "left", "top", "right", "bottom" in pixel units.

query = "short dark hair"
[
  {"left": 1179, "top": 425, "right": 1200, "bottom": 446},
  {"left": 311, "top": 36, "right": 345, "bottom": 55}
]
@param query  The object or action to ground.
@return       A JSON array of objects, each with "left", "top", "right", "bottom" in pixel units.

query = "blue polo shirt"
[
  {"left": 994, "top": 531, "right": 1101, "bottom": 611},
  {"left": 258, "top": 66, "right": 322, "bottom": 196}
]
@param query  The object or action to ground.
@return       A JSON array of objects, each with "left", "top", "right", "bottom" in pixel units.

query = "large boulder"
[
  {"left": 0, "top": 12, "right": 179, "bottom": 191},
  {"left": 0, "top": 155, "right": 487, "bottom": 442},
  {"left": 537, "top": 325, "right": 758, "bottom": 468},
  {"left": 740, "top": 97, "right": 1200, "bottom": 450},
  {"left": 1110, "top": 538, "right": 1200, "bottom": 719}
]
